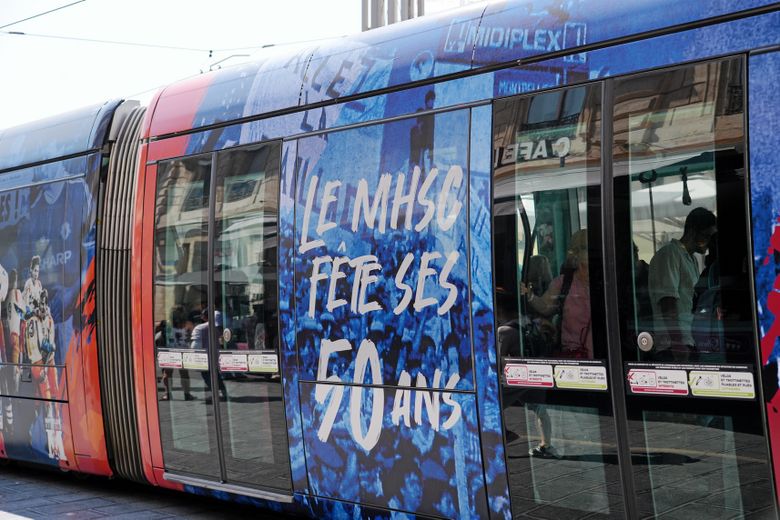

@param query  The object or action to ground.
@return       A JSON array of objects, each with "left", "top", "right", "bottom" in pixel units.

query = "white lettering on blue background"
[
  {"left": 303, "top": 163, "right": 467, "bottom": 450},
  {"left": 445, "top": 19, "right": 587, "bottom": 54}
]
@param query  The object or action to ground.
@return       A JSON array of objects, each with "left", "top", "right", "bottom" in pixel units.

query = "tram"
[{"left": 0, "top": 1, "right": 779, "bottom": 517}]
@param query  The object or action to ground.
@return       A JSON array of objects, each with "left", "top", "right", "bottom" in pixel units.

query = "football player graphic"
[
  {"left": 22, "top": 256, "right": 43, "bottom": 316},
  {"left": 25, "top": 288, "right": 64, "bottom": 460},
  {"left": 0, "top": 263, "right": 7, "bottom": 437},
  {"left": 3, "top": 269, "right": 25, "bottom": 438}
]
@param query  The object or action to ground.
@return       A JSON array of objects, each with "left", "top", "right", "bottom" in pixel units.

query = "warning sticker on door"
[
  {"left": 183, "top": 351, "right": 209, "bottom": 371},
  {"left": 625, "top": 362, "right": 756, "bottom": 399},
  {"left": 504, "top": 363, "right": 554, "bottom": 388},
  {"left": 554, "top": 365, "right": 608, "bottom": 390},
  {"left": 627, "top": 368, "right": 688, "bottom": 395},
  {"left": 689, "top": 370, "right": 755, "bottom": 399},
  {"left": 219, "top": 353, "right": 248, "bottom": 372},
  {"left": 248, "top": 353, "right": 279, "bottom": 373},
  {"left": 157, "top": 351, "right": 183, "bottom": 369}
]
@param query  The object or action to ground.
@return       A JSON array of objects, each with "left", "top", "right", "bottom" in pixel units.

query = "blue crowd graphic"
[{"left": 291, "top": 109, "right": 486, "bottom": 517}]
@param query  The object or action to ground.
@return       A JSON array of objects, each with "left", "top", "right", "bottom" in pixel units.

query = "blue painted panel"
[
  {"left": 294, "top": 110, "right": 473, "bottom": 390},
  {"left": 279, "top": 140, "right": 308, "bottom": 492},
  {"left": 182, "top": 43, "right": 327, "bottom": 152},
  {"left": 174, "top": 9, "right": 780, "bottom": 162},
  {"left": 291, "top": 107, "right": 486, "bottom": 516},
  {"left": 188, "top": 6, "right": 485, "bottom": 136},
  {"left": 0, "top": 101, "right": 120, "bottom": 171},
  {"left": 300, "top": 382, "right": 486, "bottom": 517},
  {"left": 493, "top": 10, "right": 780, "bottom": 98},
  {"left": 237, "top": 44, "right": 311, "bottom": 117},
  {"left": 750, "top": 55, "right": 780, "bottom": 338},
  {"left": 179, "top": 72, "right": 493, "bottom": 158},
  {"left": 0, "top": 156, "right": 87, "bottom": 194},
  {"left": 469, "top": 104, "right": 511, "bottom": 519},
  {"left": 164, "top": 0, "right": 777, "bottom": 138},
  {"left": 299, "top": 38, "right": 397, "bottom": 107},
  {"left": 585, "top": 10, "right": 779, "bottom": 80},
  {"left": 177, "top": 10, "right": 778, "bottom": 157},
  {"left": 303, "top": 5, "right": 482, "bottom": 106},
  {"left": 181, "top": 45, "right": 316, "bottom": 139},
  {"left": 182, "top": 61, "right": 264, "bottom": 153},
  {"left": 493, "top": 62, "right": 584, "bottom": 98},
  {"left": 476, "top": 0, "right": 778, "bottom": 66},
  {"left": 749, "top": 50, "right": 780, "bottom": 495},
  {"left": 379, "top": 74, "right": 492, "bottom": 121}
]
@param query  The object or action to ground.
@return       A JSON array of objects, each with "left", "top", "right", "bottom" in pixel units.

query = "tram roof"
[
  {"left": 145, "top": 0, "right": 776, "bottom": 139},
  {"left": 0, "top": 100, "right": 123, "bottom": 172}
]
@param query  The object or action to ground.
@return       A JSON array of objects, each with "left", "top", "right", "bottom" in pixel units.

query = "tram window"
[
  {"left": 154, "top": 158, "right": 212, "bottom": 350},
  {"left": 214, "top": 145, "right": 279, "bottom": 355},
  {"left": 153, "top": 156, "right": 220, "bottom": 476},
  {"left": 613, "top": 58, "right": 751, "bottom": 365},
  {"left": 493, "top": 85, "right": 604, "bottom": 361},
  {"left": 527, "top": 90, "right": 563, "bottom": 124}
]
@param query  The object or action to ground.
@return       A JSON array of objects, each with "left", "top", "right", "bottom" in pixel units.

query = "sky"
[
  {"left": 0, "top": 0, "right": 481, "bottom": 132},
  {"left": 0, "top": 0, "right": 363, "bottom": 130}
]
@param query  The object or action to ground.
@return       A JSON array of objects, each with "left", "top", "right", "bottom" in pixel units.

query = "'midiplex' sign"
[{"left": 294, "top": 109, "right": 474, "bottom": 451}]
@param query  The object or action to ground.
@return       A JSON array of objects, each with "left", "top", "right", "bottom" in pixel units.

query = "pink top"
[{"left": 550, "top": 274, "right": 593, "bottom": 358}]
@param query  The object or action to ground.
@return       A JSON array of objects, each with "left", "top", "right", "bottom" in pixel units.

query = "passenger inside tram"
[
  {"left": 647, "top": 207, "right": 717, "bottom": 362},
  {"left": 692, "top": 232, "right": 724, "bottom": 362},
  {"left": 632, "top": 242, "right": 652, "bottom": 323},
  {"left": 520, "top": 230, "right": 594, "bottom": 458},
  {"left": 523, "top": 229, "right": 593, "bottom": 360}
]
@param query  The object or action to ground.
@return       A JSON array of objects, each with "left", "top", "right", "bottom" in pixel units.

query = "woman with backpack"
[{"left": 524, "top": 229, "right": 593, "bottom": 360}]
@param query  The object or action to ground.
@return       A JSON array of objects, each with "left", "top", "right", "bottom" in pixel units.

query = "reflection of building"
[
  {"left": 612, "top": 61, "right": 743, "bottom": 258},
  {"left": 154, "top": 146, "right": 280, "bottom": 352},
  {"left": 493, "top": 62, "right": 742, "bottom": 263},
  {"left": 493, "top": 87, "right": 599, "bottom": 267},
  {"left": 153, "top": 157, "right": 278, "bottom": 329}
]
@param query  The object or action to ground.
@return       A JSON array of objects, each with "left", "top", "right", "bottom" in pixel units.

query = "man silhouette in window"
[{"left": 648, "top": 207, "right": 717, "bottom": 362}]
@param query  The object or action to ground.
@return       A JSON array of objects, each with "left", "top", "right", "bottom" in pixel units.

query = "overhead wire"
[
  {"left": 0, "top": 29, "right": 349, "bottom": 55},
  {"left": 0, "top": 0, "right": 351, "bottom": 57},
  {"left": 0, "top": 30, "right": 212, "bottom": 53},
  {"left": 0, "top": 0, "right": 87, "bottom": 30},
  {"left": 1, "top": 3, "right": 351, "bottom": 106},
  {"left": 209, "top": 34, "right": 350, "bottom": 52}
]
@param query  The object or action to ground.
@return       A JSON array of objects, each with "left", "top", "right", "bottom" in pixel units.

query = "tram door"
[
  {"left": 611, "top": 58, "right": 774, "bottom": 517},
  {"left": 493, "top": 56, "right": 776, "bottom": 519},
  {"left": 494, "top": 83, "right": 625, "bottom": 518},
  {"left": 153, "top": 143, "right": 291, "bottom": 492}
]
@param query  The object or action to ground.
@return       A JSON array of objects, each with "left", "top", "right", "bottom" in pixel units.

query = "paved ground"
[
  {"left": 0, "top": 461, "right": 296, "bottom": 519},
  {"left": 502, "top": 397, "right": 777, "bottom": 519}
]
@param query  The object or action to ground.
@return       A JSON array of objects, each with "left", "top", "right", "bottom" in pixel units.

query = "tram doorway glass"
[
  {"left": 152, "top": 144, "right": 291, "bottom": 492},
  {"left": 612, "top": 58, "right": 774, "bottom": 518},
  {"left": 153, "top": 155, "right": 221, "bottom": 479},
  {"left": 493, "top": 84, "right": 623, "bottom": 518},
  {"left": 212, "top": 144, "right": 291, "bottom": 490},
  {"left": 493, "top": 57, "right": 775, "bottom": 519}
]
